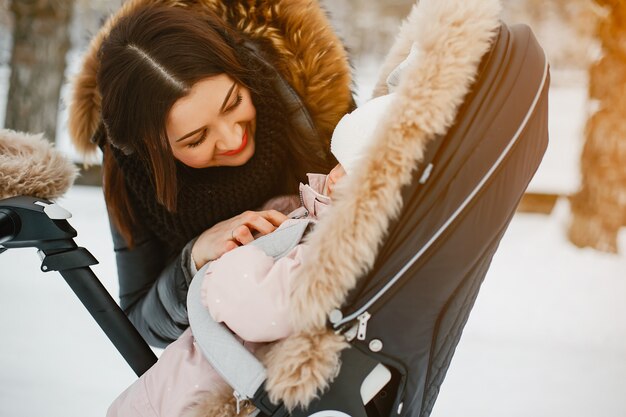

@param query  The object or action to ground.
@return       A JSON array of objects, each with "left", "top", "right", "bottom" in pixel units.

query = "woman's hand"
[{"left": 191, "top": 210, "right": 287, "bottom": 269}]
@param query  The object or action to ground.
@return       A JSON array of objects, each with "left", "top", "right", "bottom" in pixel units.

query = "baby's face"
[{"left": 324, "top": 164, "right": 347, "bottom": 197}]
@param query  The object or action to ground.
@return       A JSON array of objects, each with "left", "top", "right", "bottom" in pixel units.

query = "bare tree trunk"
[
  {"left": 5, "top": 0, "right": 73, "bottom": 143},
  {"left": 568, "top": 0, "right": 626, "bottom": 253}
]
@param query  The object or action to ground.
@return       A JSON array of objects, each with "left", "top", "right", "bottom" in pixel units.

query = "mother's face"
[{"left": 166, "top": 74, "right": 256, "bottom": 168}]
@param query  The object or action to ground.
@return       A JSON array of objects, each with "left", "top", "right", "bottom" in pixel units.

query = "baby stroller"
[{"left": 0, "top": 0, "right": 549, "bottom": 415}]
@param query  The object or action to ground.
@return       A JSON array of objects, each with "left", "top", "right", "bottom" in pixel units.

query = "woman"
[{"left": 68, "top": 0, "right": 353, "bottom": 348}]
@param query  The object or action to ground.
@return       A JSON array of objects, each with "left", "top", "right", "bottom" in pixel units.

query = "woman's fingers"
[
  {"left": 260, "top": 209, "right": 288, "bottom": 227},
  {"left": 193, "top": 209, "right": 289, "bottom": 266},
  {"left": 231, "top": 224, "right": 255, "bottom": 245},
  {"left": 242, "top": 210, "right": 287, "bottom": 226},
  {"left": 228, "top": 209, "right": 288, "bottom": 245},
  {"left": 238, "top": 210, "right": 287, "bottom": 234},
  {"left": 223, "top": 240, "right": 239, "bottom": 253}
]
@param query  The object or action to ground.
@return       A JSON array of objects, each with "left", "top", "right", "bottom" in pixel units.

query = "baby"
[{"left": 107, "top": 46, "right": 419, "bottom": 417}]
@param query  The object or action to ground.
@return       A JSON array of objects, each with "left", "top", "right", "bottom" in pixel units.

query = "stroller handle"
[
  {"left": 57, "top": 265, "right": 158, "bottom": 377},
  {"left": 0, "top": 208, "right": 20, "bottom": 247},
  {"left": 0, "top": 196, "right": 157, "bottom": 376}
]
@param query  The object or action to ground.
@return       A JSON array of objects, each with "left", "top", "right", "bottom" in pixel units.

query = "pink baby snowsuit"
[
  {"left": 107, "top": 174, "right": 330, "bottom": 417},
  {"left": 201, "top": 173, "right": 330, "bottom": 342}
]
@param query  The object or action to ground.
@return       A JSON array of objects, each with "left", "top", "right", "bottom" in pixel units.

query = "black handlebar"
[
  {"left": 0, "top": 196, "right": 157, "bottom": 376},
  {"left": 57, "top": 265, "right": 158, "bottom": 376},
  {"left": 0, "top": 208, "right": 19, "bottom": 245}
]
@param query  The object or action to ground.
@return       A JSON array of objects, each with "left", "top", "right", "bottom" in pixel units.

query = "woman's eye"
[
  {"left": 187, "top": 131, "right": 207, "bottom": 148},
  {"left": 227, "top": 93, "right": 242, "bottom": 112}
]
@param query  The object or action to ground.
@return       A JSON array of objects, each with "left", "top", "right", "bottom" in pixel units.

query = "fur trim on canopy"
[
  {"left": 0, "top": 129, "right": 78, "bottom": 200},
  {"left": 265, "top": 0, "right": 502, "bottom": 410},
  {"left": 67, "top": 0, "right": 353, "bottom": 157}
]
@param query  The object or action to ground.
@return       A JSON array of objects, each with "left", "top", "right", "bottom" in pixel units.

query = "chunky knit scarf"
[{"left": 111, "top": 91, "right": 291, "bottom": 257}]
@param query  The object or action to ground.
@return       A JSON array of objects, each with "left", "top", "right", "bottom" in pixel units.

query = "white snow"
[{"left": 0, "top": 187, "right": 144, "bottom": 417}]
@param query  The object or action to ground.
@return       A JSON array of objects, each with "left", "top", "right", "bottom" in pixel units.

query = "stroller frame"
[{"left": 0, "top": 196, "right": 157, "bottom": 377}]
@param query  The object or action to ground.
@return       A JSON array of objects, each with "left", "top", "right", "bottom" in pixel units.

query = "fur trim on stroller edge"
[{"left": 269, "top": 0, "right": 503, "bottom": 411}]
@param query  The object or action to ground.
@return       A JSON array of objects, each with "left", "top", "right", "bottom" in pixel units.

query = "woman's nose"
[{"left": 214, "top": 123, "right": 242, "bottom": 152}]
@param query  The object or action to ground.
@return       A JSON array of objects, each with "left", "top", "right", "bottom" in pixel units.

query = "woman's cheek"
[
  {"left": 175, "top": 146, "right": 215, "bottom": 168},
  {"left": 243, "top": 96, "right": 257, "bottom": 121}
]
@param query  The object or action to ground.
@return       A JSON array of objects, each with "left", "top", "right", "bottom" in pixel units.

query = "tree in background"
[
  {"left": 5, "top": 0, "right": 73, "bottom": 143},
  {"left": 323, "top": 0, "right": 412, "bottom": 59},
  {"left": 568, "top": 0, "right": 626, "bottom": 253},
  {"left": 502, "top": 0, "right": 598, "bottom": 71}
]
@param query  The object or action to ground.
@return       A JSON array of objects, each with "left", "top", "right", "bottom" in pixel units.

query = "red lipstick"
[{"left": 219, "top": 129, "right": 248, "bottom": 156}]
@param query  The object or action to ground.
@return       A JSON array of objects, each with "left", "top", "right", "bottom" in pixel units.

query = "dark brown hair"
[{"left": 97, "top": 5, "right": 253, "bottom": 245}]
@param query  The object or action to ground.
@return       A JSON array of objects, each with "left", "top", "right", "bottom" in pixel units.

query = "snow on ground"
[{"left": 0, "top": 187, "right": 142, "bottom": 417}]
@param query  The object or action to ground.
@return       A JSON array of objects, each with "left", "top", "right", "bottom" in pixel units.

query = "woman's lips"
[{"left": 218, "top": 129, "right": 248, "bottom": 156}]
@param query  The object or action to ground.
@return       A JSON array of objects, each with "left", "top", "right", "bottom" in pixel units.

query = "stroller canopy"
[{"left": 203, "top": 0, "right": 550, "bottom": 416}]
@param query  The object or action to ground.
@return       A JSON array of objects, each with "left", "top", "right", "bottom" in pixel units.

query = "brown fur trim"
[
  {"left": 183, "top": 384, "right": 257, "bottom": 417},
  {"left": 0, "top": 129, "right": 78, "bottom": 200},
  {"left": 263, "top": 330, "right": 349, "bottom": 411},
  {"left": 68, "top": 0, "right": 157, "bottom": 157},
  {"left": 288, "top": 0, "right": 502, "bottom": 332},
  {"left": 182, "top": 331, "right": 347, "bottom": 415},
  {"left": 265, "top": 0, "right": 353, "bottom": 142},
  {"left": 263, "top": 0, "right": 502, "bottom": 407},
  {"left": 199, "top": 0, "right": 354, "bottom": 144},
  {"left": 68, "top": 0, "right": 352, "bottom": 156}
]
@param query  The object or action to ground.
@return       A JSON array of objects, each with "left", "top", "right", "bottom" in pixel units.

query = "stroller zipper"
[
  {"left": 339, "top": 311, "right": 371, "bottom": 342},
  {"left": 233, "top": 390, "right": 245, "bottom": 415},
  {"left": 356, "top": 311, "right": 371, "bottom": 340}
]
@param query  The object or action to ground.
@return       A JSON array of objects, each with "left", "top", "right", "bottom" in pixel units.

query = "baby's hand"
[{"left": 324, "top": 164, "right": 346, "bottom": 197}]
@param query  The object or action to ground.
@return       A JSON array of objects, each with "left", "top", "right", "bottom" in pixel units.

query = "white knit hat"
[
  {"left": 331, "top": 42, "right": 420, "bottom": 175},
  {"left": 330, "top": 93, "right": 396, "bottom": 175}
]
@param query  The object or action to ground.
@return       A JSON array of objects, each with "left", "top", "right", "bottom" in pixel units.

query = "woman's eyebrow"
[
  {"left": 176, "top": 126, "right": 205, "bottom": 142},
  {"left": 175, "top": 82, "right": 237, "bottom": 142},
  {"left": 220, "top": 82, "right": 237, "bottom": 112}
]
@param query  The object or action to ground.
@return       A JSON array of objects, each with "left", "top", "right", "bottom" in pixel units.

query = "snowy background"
[{"left": 1, "top": 3, "right": 626, "bottom": 417}]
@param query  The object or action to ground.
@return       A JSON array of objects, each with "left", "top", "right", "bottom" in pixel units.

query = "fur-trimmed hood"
[
  {"left": 68, "top": 0, "right": 353, "bottom": 156},
  {"left": 257, "top": 0, "right": 502, "bottom": 411}
]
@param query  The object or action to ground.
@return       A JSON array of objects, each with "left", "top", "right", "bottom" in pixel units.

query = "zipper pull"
[
  {"left": 357, "top": 311, "right": 371, "bottom": 340},
  {"left": 233, "top": 390, "right": 243, "bottom": 415},
  {"left": 298, "top": 184, "right": 306, "bottom": 207}
]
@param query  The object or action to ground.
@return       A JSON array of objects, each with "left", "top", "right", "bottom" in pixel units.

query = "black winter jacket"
[{"left": 111, "top": 222, "right": 195, "bottom": 347}]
